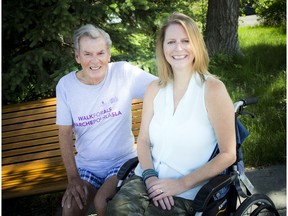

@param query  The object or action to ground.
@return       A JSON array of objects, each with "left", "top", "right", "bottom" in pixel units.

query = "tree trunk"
[{"left": 205, "top": 0, "right": 242, "bottom": 56}]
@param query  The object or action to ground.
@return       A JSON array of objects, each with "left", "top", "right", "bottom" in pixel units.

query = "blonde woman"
[{"left": 107, "top": 12, "right": 236, "bottom": 215}]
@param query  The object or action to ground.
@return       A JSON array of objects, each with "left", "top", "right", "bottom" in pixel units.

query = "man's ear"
[
  {"left": 108, "top": 50, "right": 111, "bottom": 62},
  {"left": 75, "top": 51, "right": 80, "bottom": 64}
]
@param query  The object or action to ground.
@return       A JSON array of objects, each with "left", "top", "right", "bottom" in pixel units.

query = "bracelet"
[{"left": 142, "top": 168, "right": 158, "bottom": 182}]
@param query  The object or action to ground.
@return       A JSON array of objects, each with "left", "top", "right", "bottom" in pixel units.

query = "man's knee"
[{"left": 62, "top": 201, "right": 87, "bottom": 216}]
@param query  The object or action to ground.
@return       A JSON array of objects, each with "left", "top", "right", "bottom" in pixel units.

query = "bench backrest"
[{"left": 2, "top": 98, "right": 143, "bottom": 199}]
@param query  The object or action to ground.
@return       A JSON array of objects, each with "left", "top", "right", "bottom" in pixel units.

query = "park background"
[{"left": 2, "top": 0, "right": 286, "bottom": 215}]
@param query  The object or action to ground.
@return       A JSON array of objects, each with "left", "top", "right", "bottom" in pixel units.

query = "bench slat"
[
  {"left": 2, "top": 143, "right": 60, "bottom": 158},
  {"left": 3, "top": 149, "right": 61, "bottom": 165},
  {"left": 3, "top": 124, "right": 57, "bottom": 139},
  {"left": 2, "top": 98, "right": 56, "bottom": 114},
  {"left": 3, "top": 117, "right": 56, "bottom": 132},
  {"left": 3, "top": 180, "right": 67, "bottom": 199},
  {"left": 3, "top": 111, "right": 56, "bottom": 126},
  {"left": 3, "top": 130, "right": 58, "bottom": 144},
  {"left": 2, "top": 137, "right": 58, "bottom": 151}
]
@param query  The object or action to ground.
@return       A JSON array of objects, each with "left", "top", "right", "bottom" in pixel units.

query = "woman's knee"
[{"left": 107, "top": 176, "right": 148, "bottom": 215}]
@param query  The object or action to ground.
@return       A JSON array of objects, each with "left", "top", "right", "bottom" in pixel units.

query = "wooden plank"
[
  {"left": 3, "top": 180, "right": 67, "bottom": 199},
  {"left": 3, "top": 105, "right": 56, "bottom": 120},
  {"left": 2, "top": 157, "right": 64, "bottom": 173},
  {"left": 3, "top": 124, "right": 57, "bottom": 139},
  {"left": 2, "top": 136, "right": 59, "bottom": 151},
  {"left": 2, "top": 143, "right": 60, "bottom": 158},
  {"left": 3, "top": 118, "right": 56, "bottom": 132},
  {"left": 3, "top": 130, "right": 58, "bottom": 144},
  {"left": 2, "top": 98, "right": 56, "bottom": 114},
  {"left": 2, "top": 149, "right": 62, "bottom": 165},
  {"left": 2, "top": 111, "right": 56, "bottom": 125},
  {"left": 3, "top": 170, "right": 67, "bottom": 187},
  {"left": 3, "top": 167, "right": 67, "bottom": 184}
]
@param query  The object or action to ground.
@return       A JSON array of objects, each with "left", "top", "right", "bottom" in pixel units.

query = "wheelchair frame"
[{"left": 116, "top": 98, "right": 280, "bottom": 216}]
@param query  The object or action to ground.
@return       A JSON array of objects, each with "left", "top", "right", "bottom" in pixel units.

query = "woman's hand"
[{"left": 145, "top": 177, "right": 187, "bottom": 210}]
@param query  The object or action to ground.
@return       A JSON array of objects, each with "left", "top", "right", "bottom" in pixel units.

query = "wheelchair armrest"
[
  {"left": 117, "top": 156, "right": 139, "bottom": 180},
  {"left": 192, "top": 173, "right": 236, "bottom": 212}
]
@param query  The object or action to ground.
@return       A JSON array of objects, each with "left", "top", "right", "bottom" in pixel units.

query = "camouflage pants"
[{"left": 107, "top": 176, "right": 196, "bottom": 216}]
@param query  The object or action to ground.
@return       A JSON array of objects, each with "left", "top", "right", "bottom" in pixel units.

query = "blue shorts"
[{"left": 78, "top": 166, "right": 121, "bottom": 189}]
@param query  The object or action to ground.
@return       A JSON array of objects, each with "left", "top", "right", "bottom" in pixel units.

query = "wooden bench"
[{"left": 2, "top": 98, "right": 143, "bottom": 199}]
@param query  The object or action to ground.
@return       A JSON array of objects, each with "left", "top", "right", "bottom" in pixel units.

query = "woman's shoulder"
[
  {"left": 205, "top": 76, "right": 226, "bottom": 93},
  {"left": 147, "top": 80, "right": 161, "bottom": 93},
  {"left": 204, "top": 75, "right": 232, "bottom": 110},
  {"left": 144, "top": 80, "right": 161, "bottom": 100}
]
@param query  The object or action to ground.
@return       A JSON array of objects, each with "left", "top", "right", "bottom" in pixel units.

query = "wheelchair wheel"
[{"left": 235, "top": 194, "right": 280, "bottom": 216}]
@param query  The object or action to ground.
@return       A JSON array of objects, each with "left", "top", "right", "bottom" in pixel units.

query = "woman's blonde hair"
[{"left": 156, "top": 12, "right": 210, "bottom": 86}]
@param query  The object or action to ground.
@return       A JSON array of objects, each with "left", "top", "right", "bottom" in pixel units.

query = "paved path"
[
  {"left": 245, "top": 164, "right": 286, "bottom": 215},
  {"left": 239, "top": 15, "right": 259, "bottom": 27}
]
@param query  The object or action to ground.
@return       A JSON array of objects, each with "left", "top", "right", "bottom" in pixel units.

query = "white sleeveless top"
[{"left": 135, "top": 73, "right": 218, "bottom": 200}]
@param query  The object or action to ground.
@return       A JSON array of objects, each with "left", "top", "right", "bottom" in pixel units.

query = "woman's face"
[
  {"left": 75, "top": 36, "right": 111, "bottom": 83},
  {"left": 163, "top": 23, "right": 194, "bottom": 72}
]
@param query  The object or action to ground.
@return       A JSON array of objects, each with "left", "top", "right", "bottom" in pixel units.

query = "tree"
[
  {"left": 254, "top": 0, "right": 286, "bottom": 26},
  {"left": 6, "top": 0, "right": 242, "bottom": 104},
  {"left": 204, "top": 0, "right": 242, "bottom": 56},
  {"left": 2, "top": 0, "right": 197, "bottom": 105}
]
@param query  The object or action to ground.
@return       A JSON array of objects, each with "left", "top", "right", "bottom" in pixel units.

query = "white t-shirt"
[{"left": 56, "top": 61, "right": 157, "bottom": 178}]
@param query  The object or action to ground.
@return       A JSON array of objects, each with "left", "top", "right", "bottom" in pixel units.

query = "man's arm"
[{"left": 58, "top": 125, "right": 88, "bottom": 210}]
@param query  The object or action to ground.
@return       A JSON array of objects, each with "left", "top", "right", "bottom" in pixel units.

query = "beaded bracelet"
[{"left": 142, "top": 168, "right": 158, "bottom": 182}]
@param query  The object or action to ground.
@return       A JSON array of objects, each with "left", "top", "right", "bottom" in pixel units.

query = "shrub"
[{"left": 254, "top": 0, "right": 286, "bottom": 27}]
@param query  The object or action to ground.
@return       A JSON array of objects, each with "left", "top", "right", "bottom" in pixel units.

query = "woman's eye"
[{"left": 167, "top": 41, "right": 175, "bottom": 45}]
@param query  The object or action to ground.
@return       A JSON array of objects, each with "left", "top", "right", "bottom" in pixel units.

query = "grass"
[{"left": 210, "top": 26, "right": 286, "bottom": 166}]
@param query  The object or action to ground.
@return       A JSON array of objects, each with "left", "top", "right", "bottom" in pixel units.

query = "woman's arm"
[
  {"left": 137, "top": 80, "right": 159, "bottom": 172},
  {"left": 181, "top": 77, "right": 236, "bottom": 189}
]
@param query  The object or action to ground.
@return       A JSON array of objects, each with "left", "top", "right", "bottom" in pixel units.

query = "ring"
[{"left": 159, "top": 189, "right": 164, "bottom": 193}]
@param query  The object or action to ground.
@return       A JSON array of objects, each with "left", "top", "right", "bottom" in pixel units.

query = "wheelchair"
[{"left": 116, "top": 98, "right": 280, "bottom": 216}]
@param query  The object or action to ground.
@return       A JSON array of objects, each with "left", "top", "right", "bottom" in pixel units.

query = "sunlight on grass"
[{"left": 210, "top": 26, "right": 286, "bottom": 166}]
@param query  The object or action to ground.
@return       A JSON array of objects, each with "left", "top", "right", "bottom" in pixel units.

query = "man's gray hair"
[{"left": 73, "top": 24, "right": 112, "bottom": 51}]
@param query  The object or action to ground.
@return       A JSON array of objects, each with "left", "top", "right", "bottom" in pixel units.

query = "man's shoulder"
[{"left": 57, "top": 71, "right": 76, "bottom": 87}]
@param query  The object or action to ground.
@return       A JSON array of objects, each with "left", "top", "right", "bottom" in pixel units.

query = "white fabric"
[
  {"left": 135, "top": 73, "right": 217, "bottom": 200},
  {"left": 56, "top": 61, "right": 156, "bottom": 178}
]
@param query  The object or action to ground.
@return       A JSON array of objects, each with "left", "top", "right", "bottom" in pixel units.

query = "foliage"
[
  {"left": 2, "top": 0, "right": 200, "bottom": 105},
  {"left": 253, "top": 0, "right": 286, "bottom": 27},
  {"left": 210, "top": 26, "right": 286, "bottom": 166}
]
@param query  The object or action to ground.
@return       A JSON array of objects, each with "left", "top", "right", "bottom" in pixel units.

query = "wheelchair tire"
[{"left": 235, "top": 194, "right": 280, "bottom": 216}]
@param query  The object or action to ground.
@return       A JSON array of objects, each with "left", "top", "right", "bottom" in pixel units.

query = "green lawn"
[{"left": 210, "top": 26, "right": 286, "bottom": 166}]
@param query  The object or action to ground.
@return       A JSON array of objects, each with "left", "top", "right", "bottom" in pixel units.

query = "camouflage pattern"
[{"left": 107, "top": 176, "right": 196, "bottom": 216}]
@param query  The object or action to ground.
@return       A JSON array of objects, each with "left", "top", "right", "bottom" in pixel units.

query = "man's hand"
[{"left": 62, "top": 177, "right": 88, "bottom": 210}]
